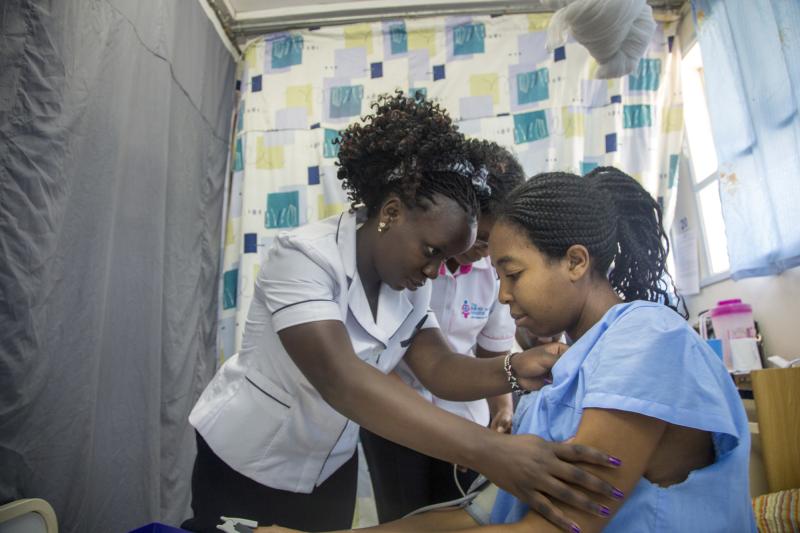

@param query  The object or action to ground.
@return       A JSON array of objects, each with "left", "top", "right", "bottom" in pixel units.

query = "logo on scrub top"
[{"left": 461, "top": 299, "right": 489, "bottom": 319}]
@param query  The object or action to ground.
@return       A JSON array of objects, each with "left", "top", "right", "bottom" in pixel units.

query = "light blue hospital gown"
[{"left": 491, "top": 301, "right": 756, "bottom": 532}]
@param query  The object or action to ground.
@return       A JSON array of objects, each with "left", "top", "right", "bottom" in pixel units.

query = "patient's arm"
[
  {"left": 526, "top": 409, "right": 665, "bottom": 531},
  {"left": 256, "top": 509, "right": 477, "bottom": 533},
  {"left": 258, "top": 409, "right": 665, "bottom": 533},
  {"left": 375, "top": 409, "right": 664, "bottom": 533},
  {"left": 450, "top": 408, "right": 666, "bottom": 532}
]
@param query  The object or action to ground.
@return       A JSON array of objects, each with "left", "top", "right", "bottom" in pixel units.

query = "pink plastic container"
[{"left": 710, "top": 299, "right": 756, "bottom": 370}]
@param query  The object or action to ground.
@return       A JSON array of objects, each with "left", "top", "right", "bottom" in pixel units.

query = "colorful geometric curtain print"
[{"left": 217, "top": 13, "right": 683, "bottom": 362}]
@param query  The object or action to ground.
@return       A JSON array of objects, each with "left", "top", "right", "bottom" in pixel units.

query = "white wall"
[{"left": 685, "top": 272, "right": 800, "bottom": 361}]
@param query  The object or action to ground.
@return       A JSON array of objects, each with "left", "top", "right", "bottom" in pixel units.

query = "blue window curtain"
[{"left": 693, "top": 0, "right": 800, "bottom": 279}]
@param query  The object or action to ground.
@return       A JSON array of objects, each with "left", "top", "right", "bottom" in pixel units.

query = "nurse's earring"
[{"left": 378, "top": 221, "right": 388, "bottom": 233}]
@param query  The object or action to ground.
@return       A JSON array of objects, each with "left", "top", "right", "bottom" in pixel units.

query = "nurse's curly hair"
[
  {"left": 336, "top": 91, "right": 481, "bottom": 218},
  {"left": 463, "top": 139, "right": 524, "bottom": 216},
  {"left": 499, "top": 166, "right": 685, "bottom": 317}
]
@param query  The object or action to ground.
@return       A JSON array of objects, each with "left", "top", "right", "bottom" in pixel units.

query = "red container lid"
[{"left": 710, "top": 298, "right": 752, "bottom": 317}]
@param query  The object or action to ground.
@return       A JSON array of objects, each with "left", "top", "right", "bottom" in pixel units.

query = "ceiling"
[{"left": 207, "top": 0, "right": 687, "bottom": 50}]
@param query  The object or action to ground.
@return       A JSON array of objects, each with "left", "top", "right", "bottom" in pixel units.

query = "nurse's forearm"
[
  {"left": 329, "top": 352, "right": 499, "bottom": 469},
  {"left": 419, "top": 351, "right": 510, "bottom": 401},
  {"left": 477, "top": 345, "right": 514, "bottom": 431},
  {"left": 404, "top": 329, "right": 511, "bottom": 401},
  {"left": 277, "top": 321, "right": 501, "bottom": 471}
]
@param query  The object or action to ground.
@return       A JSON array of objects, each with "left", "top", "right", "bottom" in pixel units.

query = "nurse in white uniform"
[
  {"left": 181, "top": 93, "right": 622, "bottom": 533},
  {"left": 360, "top": 139, "right": 525, "bottom": 521}
]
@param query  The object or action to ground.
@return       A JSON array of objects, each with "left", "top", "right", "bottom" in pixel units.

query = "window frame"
[{"left": 681, "top": 42, "right": 731, "bottom": 287}]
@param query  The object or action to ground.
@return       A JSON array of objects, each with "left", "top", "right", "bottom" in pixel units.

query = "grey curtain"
[{"left": 0, "top": 1, "right": 235, "bottom": 531}]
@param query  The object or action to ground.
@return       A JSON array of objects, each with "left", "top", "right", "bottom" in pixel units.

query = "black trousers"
[
  {"left": 359, "top": 428, "right": 479, "bottom": 523},
  {"left": 181, "top": 432, "right": 358, "bottom": 533}
]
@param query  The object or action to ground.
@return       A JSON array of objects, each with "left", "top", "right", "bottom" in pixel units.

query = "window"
[{"left": 681, "top": 43, "right": 730, "bottom": 280}]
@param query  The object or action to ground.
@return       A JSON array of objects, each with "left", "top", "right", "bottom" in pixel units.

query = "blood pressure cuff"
[{"left": 463, "top": 482, "right": 498, "bottom": 526}]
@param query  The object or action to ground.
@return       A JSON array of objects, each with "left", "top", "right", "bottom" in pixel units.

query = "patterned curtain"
[{"left": 217, "top": 13, "right": 683, "bottom": 361}]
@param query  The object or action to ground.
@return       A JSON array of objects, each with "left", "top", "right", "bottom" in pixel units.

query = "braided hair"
[
  {"left": 336, "top": 91, "right": 480, "bottom": 219},
  {"left": 499, "top": 166, "right": 684, "bottom": 316},
  {"left": 463, "top": 139, "right": 525, "bottom": 216}
]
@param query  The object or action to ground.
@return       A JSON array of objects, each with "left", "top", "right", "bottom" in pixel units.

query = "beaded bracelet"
[{"left": 503, "top": 352, "right": 530, "bottom": 395}]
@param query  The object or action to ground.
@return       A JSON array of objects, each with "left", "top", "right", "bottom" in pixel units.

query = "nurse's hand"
[
  {"left": 488, "top": 394, "right": 514, "bottom": 433},
  {"left": 510, "top": 342, "right": 568, "bottom": 391},
  {"left": 482, "top": 432, "right": 623, "bottom": 532},
  {"left": 489, "top": 404, "right": 513, "bottom": 433}
]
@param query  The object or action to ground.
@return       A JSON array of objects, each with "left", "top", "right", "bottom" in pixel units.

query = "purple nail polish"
[
  {"left": 608, "top": 455, "right": 622, "bottom": 467},
  {"left": 599, "top": 505, "right": 610, "bottom": 517},
  {"left": 570, "top": 524, "right": 581, "bottom": 533},
  {"left": 612, "top": 488, "right": 625, "bottom": 499},
  {"left": 544, "top": 377, "right": 553, "bottom": 384}
]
